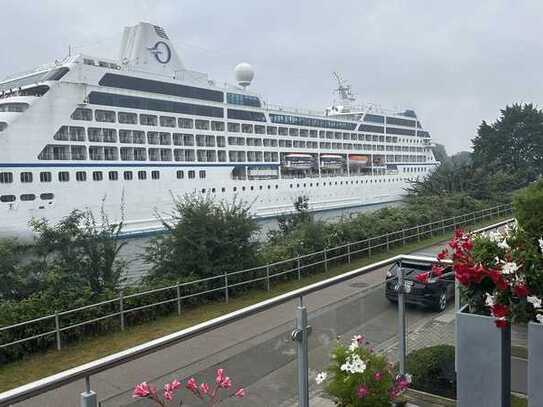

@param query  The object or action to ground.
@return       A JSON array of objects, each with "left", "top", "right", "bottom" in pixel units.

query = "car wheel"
[{"left": 435, "top": 290, "right": 447, "bottom": 312}]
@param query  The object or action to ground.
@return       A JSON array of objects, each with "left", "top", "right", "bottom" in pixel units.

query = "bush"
[
  {"left": 513, "top": 179, "right": 543, "bottom": 243},
  {"left": 405, "top": 345, "right": 456, "bottom": 399}
]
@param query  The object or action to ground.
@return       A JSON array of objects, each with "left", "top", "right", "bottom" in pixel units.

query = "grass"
[{"left": 0, "top": 215, "right": 511, "bottom": 393}]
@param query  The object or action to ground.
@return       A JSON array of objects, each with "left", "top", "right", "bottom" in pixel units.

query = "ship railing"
[
  {"left": 264, "top": 103, "right": 325, "bottom": 117},
  {"left": 0, "top": 216, "right": 514, "bottom": 407},
  {"left": 0, "top": 204, "right": 513, "bottom": 357}
]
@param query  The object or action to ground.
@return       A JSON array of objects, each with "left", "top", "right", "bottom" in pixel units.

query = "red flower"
[
  {"left": 495, "top": 318, "right": 509, "bottom": 328},
  {"left": 356, "top": 384, "right": 369, "bottom": 399},
  {"left": 514, "top": 284, "right": 529, "bottom": 298},
  {"left": 491, "top": 304, "right": 509, "bottom": 319},
  {"left": 415, "top": 272, "right": 429, "bottom": 284},
  {"left": 186, "top": 377, "right": 198, "bottom": 393},
  {"left": 437, "top": 248, "right": 449, "bottom": 261},
  {"left": 431, "top": 264, "right": 444, "bottom": 277}
]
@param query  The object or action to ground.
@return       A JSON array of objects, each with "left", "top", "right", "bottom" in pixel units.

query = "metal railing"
[
  {"left": 0, "top": 204, "right": 512, "bottom": 355},
  {"left": 0, "top": 218, "right": 514, "bottom": 407}
]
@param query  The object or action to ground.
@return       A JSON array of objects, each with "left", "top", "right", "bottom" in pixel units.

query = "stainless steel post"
[
  {"left": 386, "top": 234, "right": 390, "bottom": 251},
  {"left": 176, "top": 282, "right": 182, "bottom": 316},
  {"left": 397, "top": 261, "right": 406, "bottom": 375},
  {"left": 297, "top": 257, "right": 301, "bottom": 280},
  {"left": 347, "top": 243, "right": 351, "bottom": 264},
  {"left": 323, "top": 249, "right": 328, "bottom": 272},
  {"left": 266, "top": 265, "right": 271, "bottom": 291},
  {"left": 119, "top": 291, "right": 125, "bottom": 331},
  {"left": 224, "top": 272, "right": 229, "bottom": 303},
  {"left": 80, "top": 376, "right": 97, "bottom": 407},
  {"left": 292, "top": 297, "right": 310, "bottom": 407},
  {"left": 54, "top": 312, "right": 61, "bottom": 351}
]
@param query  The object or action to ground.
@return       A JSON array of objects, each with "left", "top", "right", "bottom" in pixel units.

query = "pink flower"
[
  {"left": 356, "top": 384, "right": 369, "bottom": 399},
  {"left": 219, "top": 376, "right": 232, "bottom": 389},
  {"left": 353, "top": 335, "right": 365, "bottom": 344},
  {"left": 216, "top": 368, "right": 225, "bottom": 385},
  {"left": 164, "top": 379, "right": 181, "bottom": 393},
  {"left": 234, "top": 387, "right": 247, "bottom": 399},
  {"left": 199, "top": 382, "right": 210, "bottom": 395},
  {"left": 373, "top": 371, "right": 383, "bottom": 381},
  {"left": 186, "top": 377, "right": 198, "bottom": 393},
  {"left": 164, "top": 390, "right": 173, "bottom": 401},
  {"left": 133, "top": 382, "right": 151, "bottom": 398}
]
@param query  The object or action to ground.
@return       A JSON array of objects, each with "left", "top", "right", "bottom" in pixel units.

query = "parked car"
[{"left": 385, "top": 261, "right": 454, "bottom": 311}]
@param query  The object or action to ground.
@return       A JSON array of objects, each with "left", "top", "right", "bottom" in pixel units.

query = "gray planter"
[
  {"left": 528, "top": 321, "right": 543, "bottom": 407},
  {"left": 456, "top": 305, "right": 511, "bottom": 407}
]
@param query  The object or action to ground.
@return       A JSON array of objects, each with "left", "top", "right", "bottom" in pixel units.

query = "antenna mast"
[{"left": 332, "top": 72, "right": 356, "bottom": 104}]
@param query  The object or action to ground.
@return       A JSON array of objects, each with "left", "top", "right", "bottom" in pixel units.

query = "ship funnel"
[{"left": 119, "top": 22, "right": 185, "bottom": 76}]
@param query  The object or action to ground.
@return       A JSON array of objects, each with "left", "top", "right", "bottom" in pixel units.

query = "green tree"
[
  {"left": 0, "top": 239, "right": 42, "bottom": 301},
  {"left": 144, "top": 195, "right": 259, "bottom": 283}
]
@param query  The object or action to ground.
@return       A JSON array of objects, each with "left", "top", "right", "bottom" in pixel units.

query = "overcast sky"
[{"left": 2, "top": 0, "right": 542, "bottom": 153}]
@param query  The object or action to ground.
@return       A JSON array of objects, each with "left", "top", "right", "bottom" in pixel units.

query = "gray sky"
[{"left": 2, "top": 0, "right": 542, "bottom": 154}]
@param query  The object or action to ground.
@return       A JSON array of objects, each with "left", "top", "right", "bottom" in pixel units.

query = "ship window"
[
  {"left": 228, "top": 109, "right": 266, "bottom": 122},
  {"left": 211, "top": 121, "right": 225, "bottom": 131},
  {"left": 149, "top": 148, "right": 160, "bottom": 161},
  {"left": 89, "top": 146, "right": 104, "bottom": 160},
  {"left": 160, "top": 148, "right": 172, "bottom": 161},
  {"left": 188, "top": 170, "right": 195, "bottom": 179},
  {"left": 84, "top": 58, "right": 95, "bottom": 66},
  {"left": 176, "top": 170, "right": 184, "bottom": 179},
  {"left": 160, "top": 116, "right": 176, "bottom": 128},
  {"left": 58, "top": 172, "right": 70, "bottom": 182},
  {"left": 358, "top": 124, "right": 384, "bottom": 134},
  {"left": 226, "top": 93, "right": 261, "bottom": 107},
  {"left": 71, "top": 108, "right": 92, "bottom": 121},
  {"left": 98, "top": 73, "right": 224, "bottom": 103},
  {"left": 134, "top": 148, "right": 147, "bottom": 161},
  {"left": 119, "top": 130, "right": 132, "bottom": 143},
  {"left": 76, "top": 171, "right": 87, "bottom": 182},
  {"left": 160, "top": 132, "right": 171, "bottom": 145},
  {"left": 0, "top": 103, "right": 29, "bottom": 112},
  {"left": 133, "top": 131, "right": 146, "bottom": 144},
  {"left": 118, "top": 112, "right": 137, "bottom": 124},
  {"left": 95, "top": 110, "right": 116, "bottom": 123},
  {"left": 266, "top": 126, "right": 277, "bottom": 135},
  {"left": 242, "top": 124, "right": 253, "bottom": 133},
  {"left": 109, "top": 171, "right": 118, "bottom": 181},
  {"left": 71, "top": 146, "right": 87, "bottom": 160},
  {"left": 40, "top": 172, "right": 52, "bottom": 183},
  {"left": 151, "top": 170, "right": 160, "bottom": 180},
  {"left": 20, "top": 172, "right": 33, "bottom": 183},
  {"left": 195, "top": 120, "right": 210, "bottom": 130},
  {"left": 147, "top": 132, "right": 160, "bottom": 144},
  {"left": 42, "top": 67, "right": 69, "bottom": 81},
  {"left": 140, "top": 114, "right": 157, "bottom": 126},
  {"left": 40, "top": 193, "right": 54, "bottom": 200},
  {"left": 270, "top": 113, "right": 356, "bottom": 130},
  {"left": 89, "top": 92, "right": 224, "bottom": 118},
  {"left": 217, "top": 136, "right": 226, "bottom": 147},
  {"left": 387, "top": 127, "right": 416, "bottom": 136},
  {"left": 255, "top": 125, "right": 265, "bottom": 134},
  {"left": 179, "top": 118, "right": 193, "bottom": 129},
  {"left": 120, "top": 147, "right": 133, "bottom": 160},
  {"left": 20, "top": 194, "right": 36, "bottom": 201},
  {"left": 138, "top": 170, "right": 147, "bottom": 180},
  {"left": 199, "top": 170, "right": 206, "bottom": 179},
  {"left": 93, "top": 171, "right": 103, "bottom": 181},
  {"left": 386, "top": 117, "right": 416, "bottom": 128},
  {"left": 124, "top": 171, "right": 133, "bottom": 180},
  {"left": 104, "top": 146, "right": 118, "bottom": 160},
  {"left": 173, "top": 133, "right": 184, "bottom": 146},
  {"left": 227, "top": 122, "right": 240, "bottom": 133},
  {"left": 0, "top": 195, "right": 16, "bottom": 203},
  {"left": 0, "top": 172, "right": 13, "bottom": 183},
  {"left": 278, "top": 127, "right": 288, "bottom": 136}
]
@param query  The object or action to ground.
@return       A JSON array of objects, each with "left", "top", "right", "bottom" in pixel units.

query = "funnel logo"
[{"left": 147, "top": 41, "right": 171, "bottom": 64}]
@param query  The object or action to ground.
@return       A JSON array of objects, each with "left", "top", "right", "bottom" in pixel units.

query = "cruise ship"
[{"left": 0, "top": 22, "right": 438, "bottom": 239}]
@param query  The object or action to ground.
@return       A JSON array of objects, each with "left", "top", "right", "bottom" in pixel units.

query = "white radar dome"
[{"left": 234, "top": 62, "right": 254, "bottom": 88}]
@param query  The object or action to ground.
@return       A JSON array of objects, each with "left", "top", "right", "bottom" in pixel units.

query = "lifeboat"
[
  {"left": 348, "top": 154, "right": 370, "bottom": 167},
  {"left": 283, "top": 153, "right": 314, "bottom": 170},
  {"left": 320, "top": 154, "right": 345, "bottom": 170}
]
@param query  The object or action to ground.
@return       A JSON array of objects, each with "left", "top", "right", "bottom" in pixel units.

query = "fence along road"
[
  {"left": 0, "top": 217, "right": 515, "bottom": 407},
  {"left": 0, "top": 204, "right": 512, "bottom": 355}
]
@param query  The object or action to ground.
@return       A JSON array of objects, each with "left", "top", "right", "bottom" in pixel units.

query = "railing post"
[
  {"left": 266, "top": 265, "right": 272, "bottom": 291},
  {"left": 224, "top": 272, "right": 229, "bottom": 303},
  {"left": 347, "top": 243, "right": 351, "bottom": 264},
  {"left": 397, "top": 261, "right": 406, "bottom": 375},
  {"left": 119, "top": 291, "right": 125, "bottom": 331},
  {"left": 176, "top": 282, "right": 182, "bottom": 316},
  {"left": 81, "top": 376, "right": 97, "bottom": 407},
  {"left": 417, "top": 225, "right": 420, "bottom": 242},
  {"left": 54, "top": 311, "right": 61, "bottom": 351},
  {"left": 323, "top": 249, "right": 328, "bottom": 272},
  {"left": 297, "top": 257, "right": 301, "bottom": 280},
  {"left": 496, "top": 205, "right": 500, "bottom": 219},
  {"left": 368, "top": 239, "right": 372, "bottom": 258},
  {"left": 402, "top": 229, "right": 406, "bottom": 246},
  {"left": 292, "top": 297, "right": 310, "bottom": 407},
  {"left": 386, "top": 234, "right": 390, "bottom": 251}
]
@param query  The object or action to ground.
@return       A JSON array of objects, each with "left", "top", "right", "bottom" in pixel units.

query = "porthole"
[
  {"left": 40, "top": 193, "right": 54, "bottom": 200},
  {"left": 20, "top": 194, "right": 36, "bottom": 201},
  {"left": 1, "top": 195, "right": 16, "bottom": 202}
]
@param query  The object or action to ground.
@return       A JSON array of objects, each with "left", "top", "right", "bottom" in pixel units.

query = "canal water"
[{"left": 120, "top": 201, "right": 402, "bottom": 284}]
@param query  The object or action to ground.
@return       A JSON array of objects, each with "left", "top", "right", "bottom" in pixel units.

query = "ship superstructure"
[{"left": 0, "top": 22, "right": 438, "bottom": 238}]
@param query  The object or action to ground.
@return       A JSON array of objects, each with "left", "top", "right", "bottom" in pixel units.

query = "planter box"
[
  {"left": 528, "top": 322, "right": 543, "bottom": 407},
  {"left": 457, "top": 305, "right": 511, "bottom": 407}
]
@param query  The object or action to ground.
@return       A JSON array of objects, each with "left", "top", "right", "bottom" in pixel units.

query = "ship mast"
[{"left": 332, "top": 72, "right": 356, "bottom": 105}]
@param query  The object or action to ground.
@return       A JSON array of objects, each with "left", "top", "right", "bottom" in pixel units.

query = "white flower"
[
  {"left": 340, "top": 354, "right": 367, "bottom": 374},
  {"left": 539, "top": 238, "right": 543, "bottom": 255},
  {"left": 315, "top": 372, "right": 327, "bottom": 384},
  {"left": 501, "top": 262, "right": 519, "bottom": 275},
  {"left": 405, "top": 373, "right": 412, "bottom": 384},
  {"left": 497, "top": 239, "right": 510, "bottom": 250},
  {"left": 486, "top": 231, "right": 502, "bottom": 242},
  {"left": 528, "top": 296, "right": 542, "bottom": 309},
  {"left": 536, "top": 314, "right": 543, "bottom": 324},
  {"left": 348, "top": 335, "right": 364, "bottom": 352},
  {"left": 485, "top": 293, "right": 496, "bottom": 307}
]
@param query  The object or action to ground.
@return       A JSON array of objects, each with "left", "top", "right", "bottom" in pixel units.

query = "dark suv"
[{"left": 385, "top": 261, "right": 454, "bottom": 311}]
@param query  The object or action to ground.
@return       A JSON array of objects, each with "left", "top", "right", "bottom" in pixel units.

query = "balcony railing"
[{"left": 0, "top": 218, "right": 514, "bottom": 407}]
